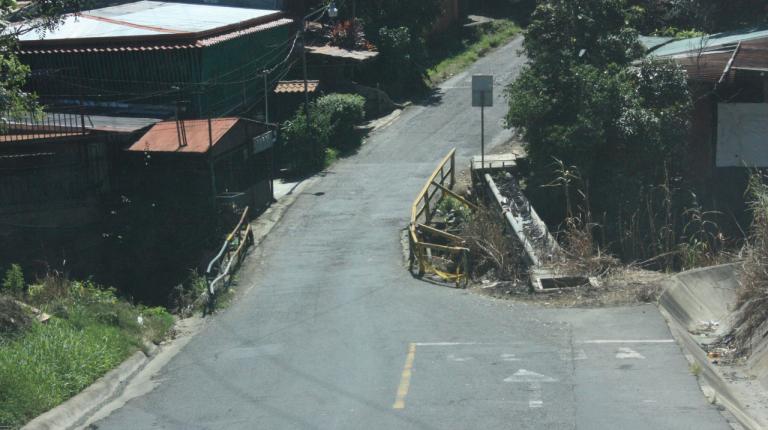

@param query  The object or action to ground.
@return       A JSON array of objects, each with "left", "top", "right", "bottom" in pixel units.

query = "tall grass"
[
  {"left": 733, "top": 173, "right": 768, "bottom": 352},
  {"left": 0, "top": 273, "right": 174, "bottom": 429}
]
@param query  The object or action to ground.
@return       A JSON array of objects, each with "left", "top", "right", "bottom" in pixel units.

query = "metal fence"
[
  {"left": 409, "top": 148, "right": 477, "bottom": 287},
  {"left": 1, "top": 110, "right": 86, "bottom": 142},
  {"left": 204, "top": 206, "right": 254, "bottom": 314}
]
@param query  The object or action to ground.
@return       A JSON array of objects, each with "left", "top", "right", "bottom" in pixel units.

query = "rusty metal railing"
[
  {"left": 205, "top": 207, "right": 253, "bottom": 314},
  {"left": 409, "top": 148, "right": 476, "bottom": 287}
]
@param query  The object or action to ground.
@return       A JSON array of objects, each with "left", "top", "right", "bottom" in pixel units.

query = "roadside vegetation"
[
  {"left": 0, "top": 267, "right": 174, "bottom": 429},
  {"left": 733, "top": 173, "right": 768, "bottom": 351},
  {"left": 505, "top": 0, "right": 732, "bottom": 269},
  {"left": 426, "top": 19, "right": 521, "bottom": 85},
  {"left": 281, "top": 93, "right": 366, "bottom": 174}
]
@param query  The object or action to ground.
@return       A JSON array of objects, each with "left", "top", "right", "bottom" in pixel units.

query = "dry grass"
[
  {"left": 460, "top": 205, "right": 525, "bottom": 282},
  {"left": 731, "top": 174, "right": 768, "bottom": 353}
]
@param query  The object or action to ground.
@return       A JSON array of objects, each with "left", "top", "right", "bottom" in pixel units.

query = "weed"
[
  {"left": 690, "top": 361, "right": 702, "bottom": 376},
  {"left": 1, "top": 264, "right": 24, "bottom": 297},
  {"left": 436, "top": 196, "right": 472, "bottom": 225},
  {"left": 426, "top": 20, "right": 520, "bottom": 85},
  {"left": 460, "top": 205, "right": 524, "bottom": 281}
]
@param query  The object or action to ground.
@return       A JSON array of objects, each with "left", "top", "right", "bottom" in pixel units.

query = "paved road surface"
[{"left": 92, "top": 38, "right": 731, "bottom": 429}]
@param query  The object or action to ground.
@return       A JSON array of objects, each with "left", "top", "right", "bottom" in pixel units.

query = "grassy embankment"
[
  {"left": 0, "top": 269, "right": 174, "bottom": 429},
  {"left": 426, "top": 19, "right": 521, "bottom": 86}
]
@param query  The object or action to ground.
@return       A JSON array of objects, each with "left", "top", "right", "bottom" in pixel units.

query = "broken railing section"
[
  {"left": 205, "top": 207, "right": 254, "bottom": 314},
  {"left": 409, "top": 148, "right": 476, "bottom": 287}
]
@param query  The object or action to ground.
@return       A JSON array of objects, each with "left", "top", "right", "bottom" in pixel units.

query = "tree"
[
  {"left": 1, "top": 0, "right": 83, "bottom": 113},
  {"left": 506, "top": 0, "right": 692, "bottom": 257}
]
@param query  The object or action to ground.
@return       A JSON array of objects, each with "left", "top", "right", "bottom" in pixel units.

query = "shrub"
[
  {"left": 1, "top": 264, "right": 24, "bottom": 296},
  {"left": 281, "top": 93, "right": 366, "bottom": 173},
  {"left": 280, "top": 106, "right": 331, "bottom": 173},
  {"left": 314, "top": 93, "right": 366, "bottom": 152},
  {"left": 374, "top": 26, "right": 428, "bottom": 98}
]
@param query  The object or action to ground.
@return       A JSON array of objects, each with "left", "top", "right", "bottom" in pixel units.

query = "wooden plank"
[
  {"left": 430, "top": 181, "right": 479, "bottom": 210},
  {"left": 416, "top": 223, "right": 464, "bottom": 243}
]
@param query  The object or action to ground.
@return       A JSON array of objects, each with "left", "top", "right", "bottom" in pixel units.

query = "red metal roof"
[
  {"left": 18, "top": 18, "right": 293, "bottom": 55},
  {"left": 274, "top": 80, "right": 319, "bottom": 94},
  {"left": 127, "top": 118, "right": 239, "bottom": 154}
]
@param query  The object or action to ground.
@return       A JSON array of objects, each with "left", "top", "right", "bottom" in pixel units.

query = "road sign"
[{"left": 472, "top": 75, "right": 493, "bottom": 107}]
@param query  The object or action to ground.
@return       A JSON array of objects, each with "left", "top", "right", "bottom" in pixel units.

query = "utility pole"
[{"left": 301, "top": 21, "right": 313, "bottom": 161}]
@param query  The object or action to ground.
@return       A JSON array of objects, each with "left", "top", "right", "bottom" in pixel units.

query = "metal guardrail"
[
  {"left": 205, "top": 207, "right": 254, "bottom": 314},
  {"left": 409, "top": 148, "right": 475, "bottom": 287}
]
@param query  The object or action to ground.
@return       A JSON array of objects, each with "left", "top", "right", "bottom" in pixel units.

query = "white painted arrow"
[
  {"left": 616, "top": 347, "right": 645, "bottom": 359},
  {"left": 504, "top": 369, "right": 558, "bottom": 383},
  {"left": 504, "top": 370, "right": 557, "bottom": 409}
]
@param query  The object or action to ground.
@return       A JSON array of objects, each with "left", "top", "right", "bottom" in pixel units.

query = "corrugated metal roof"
[
  {"left": 306, "top": 45, "right": 379, "bottom": 61},
  {"left": 650, "top": 26, "right": 768, "bottom": 57},
  {"left": 18, "top": 18, "right": 293, "bottom": 54},
  {"left": 127, "top": 117, "right": 239, "bottom": 153},
  {"left": 639, "top": 35, "right": 675, "bottom": 51},
  {"left": 274, "top": 80, "right": 319, "bottom": 94},
  {"left": 17, "top": 1, "right": 281, "bottom": 41}
]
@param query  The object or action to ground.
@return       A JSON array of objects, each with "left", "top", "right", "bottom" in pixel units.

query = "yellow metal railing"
[{"left": 409, "top": 149, "right": 476, "bottom": 287}]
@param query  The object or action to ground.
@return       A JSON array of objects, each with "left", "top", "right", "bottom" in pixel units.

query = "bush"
[
  {"left": 2, "top": 264, "right": 24, "bottom": 296},
  {"left": 314, "top": 93, "right": 366, "bottom": 152},
  {"left": 281, "top": 93, "right": 366, "bottom": 173},
  {"left": 280, "top": 106, "right": 331, "bottom": 173},
  {"left": 374, "top": 26, "right": 429, "bottom": 98}
]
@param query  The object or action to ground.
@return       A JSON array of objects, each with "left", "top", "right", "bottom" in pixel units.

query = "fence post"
[
  {"left": 424, "top": 191, "right": 431, "bottom": 224},
  {"left": 450, "top": 153, "right": 455, "bottom": 189}
]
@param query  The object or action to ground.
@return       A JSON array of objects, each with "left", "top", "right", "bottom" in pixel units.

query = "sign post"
[{"left": 472, "top": 75, "right": 493, "bottom": 170}]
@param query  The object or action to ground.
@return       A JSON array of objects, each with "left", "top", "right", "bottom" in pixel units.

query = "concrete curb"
[
  {"left": 22, "top": 174, "right": 316, "bottom": 429},
  {"left": 657, "top": 264, "right": 767, "bottom": 430},
  {"left": 22, "top": 350, "right": 148, "bottom": 430}
]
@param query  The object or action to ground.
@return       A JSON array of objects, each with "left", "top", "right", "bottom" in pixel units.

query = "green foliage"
[
  {"left": 1, "top": 0, "right": 86, "bottom": 113},
  {"left": 335, "top": 0, "right": 441, "bottom": 37},
  {"left": 437, "top": 196, "right": 472, "bottom": 224},
  {"left": 629, "top": 0, "right": 768, "bottom": 33},
  {"left": 652, "top": 26, "right": 706, "bottom": 39},
  {"left": 0, "top": 319, "right": 133, "bottom": 429},
  {"left": 0, "top": 274, "right": 175, "bottom": 428},
  {"left": 1, "top": 264, "right": 24, "bottom": 296},
  {"left": 281, "top": 105, "right": 331, "bottom": 173},
  {"left": 374, "top": 26, "right": 429, "bottom": 97},
  {"left": 507, "top": 0, "right": 693, "bottom": 261},
  {"left": 314, "top": 93, "right": 366, "bottom": 151},
  {"left": 281, "top": 93, "right": 365, "bottom": 173},
  {"left": 426, "top": 20, "right": 521, "bottom": 85}
]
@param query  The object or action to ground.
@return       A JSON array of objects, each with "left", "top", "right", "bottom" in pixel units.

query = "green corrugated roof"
[
  {"left": 639, "top": 35, "right": 674, "bottom": 51},
  {"left": 650, "top": 26, "right": 768, "bottom": 57}
]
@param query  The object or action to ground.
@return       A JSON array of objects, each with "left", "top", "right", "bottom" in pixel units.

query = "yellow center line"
[{"left": 393, "top": 343, "right": 417, "bottom": 409}]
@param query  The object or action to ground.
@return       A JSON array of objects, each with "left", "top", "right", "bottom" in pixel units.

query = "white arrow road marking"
[
  {"left": 505, "top": 370, "right": 557, "bottom": 409},
  {"left": 504, "top": 369, "right": 558, "bottom": 383},
  {"left": 447, "top": 353, "right": 473, "bottom": 362},
  {"left": 616, "top": 347, "right": 645, "bottom": 359},
  {"left": 528, "top": 382, "right": 543, "bottom": 408},
  {"left": 501, "top": 353, "right": 520, "bottom": 362}
]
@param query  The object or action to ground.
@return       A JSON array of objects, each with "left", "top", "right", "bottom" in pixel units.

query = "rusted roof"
[
  {"left": 306, "top": 45, "right": 379, "bottom": 61},
  {"left": 127, "top": 118, "right": 239, "bottom": 154},
  {"left": 274, "top": 80, "right": 319, "bottom": 94},
  {"left": 18, "top": 18, "right": 293, "bottom": 54},
  {"left": 664, "top": 38, "right": 768, "bottom": 82}
]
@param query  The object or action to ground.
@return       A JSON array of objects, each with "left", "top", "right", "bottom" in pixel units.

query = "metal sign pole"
[
  {"left": 472, "top": 74, "right": 493, "bottom": 172},
  {"left": 481, "top": 92, "right": 485, "bottom": 170}
]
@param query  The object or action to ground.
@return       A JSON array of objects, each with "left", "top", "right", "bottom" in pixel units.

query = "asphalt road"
[{"left": 92, "top": 38, "right": 732, "bottom": 429}]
